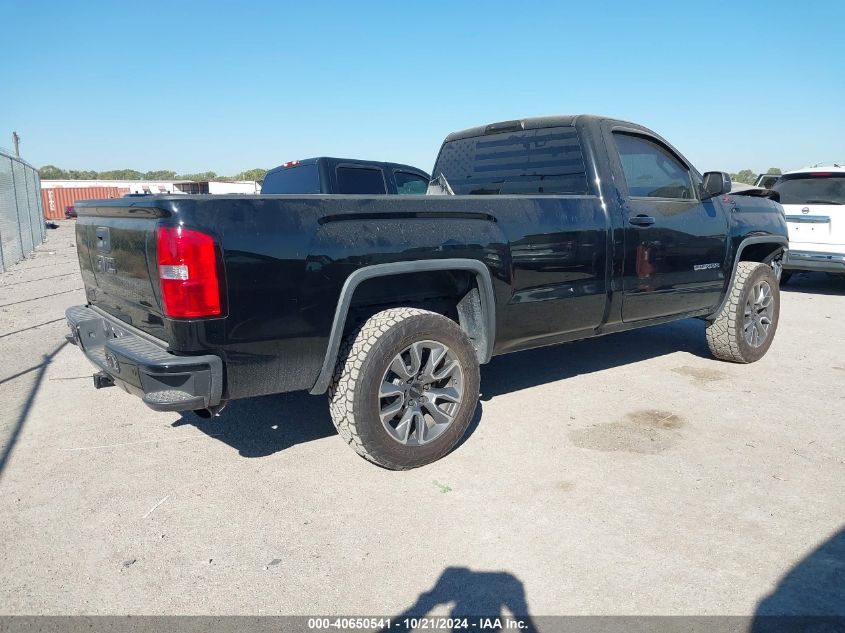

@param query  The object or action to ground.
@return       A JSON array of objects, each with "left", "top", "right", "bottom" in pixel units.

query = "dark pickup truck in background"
[
  {"left": 261, "top": 157, "right": 430, "bottom": 195},
  {"left": 66, "top": 114, "right": 788, "bottom": 469}
]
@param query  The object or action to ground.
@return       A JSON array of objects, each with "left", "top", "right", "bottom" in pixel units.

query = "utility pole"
[{"left": 12, "top": 132, "right": 20, "bottom": 158}]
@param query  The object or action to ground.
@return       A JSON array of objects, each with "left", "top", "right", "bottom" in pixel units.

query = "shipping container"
[{"left": 41, "top": 186, "right": 129, "bottom": 220}]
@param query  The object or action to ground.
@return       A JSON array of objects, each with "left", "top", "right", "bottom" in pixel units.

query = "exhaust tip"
[{"left": 193, "top": 401, "right": 227, "bottom": 419}]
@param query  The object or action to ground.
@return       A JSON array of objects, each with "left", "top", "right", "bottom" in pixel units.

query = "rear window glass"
[
  {"left": 336, "top": 167, "right": 387, "bottom": 194},
  {"left": 261, "top": 164, "right": 320, "bottom": 194},
  {"left": 773, "top": 173, "right": 845, "bottom": 205},
  {"left": 431, "top": 126, "right": 589, "bottom": 195},
  {"left": 395, "top": 171, "right": 428, "bottom": 195}
]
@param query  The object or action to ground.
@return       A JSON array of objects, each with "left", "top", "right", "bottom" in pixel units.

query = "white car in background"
[{"left": 773, "top": 164, "right": 845, "bottom": 283}]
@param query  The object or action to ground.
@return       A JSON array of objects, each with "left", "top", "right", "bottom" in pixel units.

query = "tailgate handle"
[{"left": 95, "top": 227, "right": 111, "bottom": 252}]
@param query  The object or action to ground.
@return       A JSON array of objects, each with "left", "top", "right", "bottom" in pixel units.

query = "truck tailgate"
[{"left": 75, "top": 205, "right": 166, "bottom": 340}]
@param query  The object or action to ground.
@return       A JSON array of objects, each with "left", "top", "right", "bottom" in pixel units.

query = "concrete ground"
[{"left": 0, "top": 221, "right": 842, "bottom": 617}]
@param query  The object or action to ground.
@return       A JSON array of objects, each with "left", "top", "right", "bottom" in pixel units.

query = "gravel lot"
[{"left": 1, "top": 221, "right": 842, "bottom": 616}]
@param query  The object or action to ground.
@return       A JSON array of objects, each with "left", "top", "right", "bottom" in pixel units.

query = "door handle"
[{"left": 629, "top": 215, "right": 656, "bottom": 226}]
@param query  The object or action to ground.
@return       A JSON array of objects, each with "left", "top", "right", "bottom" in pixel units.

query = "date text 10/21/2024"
[{"left": 306, "top": 617, "right": 533, "bottom": 630}]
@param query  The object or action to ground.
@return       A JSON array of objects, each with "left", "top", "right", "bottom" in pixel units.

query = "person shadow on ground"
[
  {"left": 752, "top": 526, "right": 845, "bottom": 633},
  {"left": 383, "top": 567, "right": 537, "bottom": 633}
]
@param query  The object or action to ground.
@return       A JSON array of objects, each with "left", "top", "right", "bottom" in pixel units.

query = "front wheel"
[
  {"left": 706, "top": 262, "right": 780, "bottom": 363},
  {"left": 328, "top": 307, "right": 481, "bottom": 470}
]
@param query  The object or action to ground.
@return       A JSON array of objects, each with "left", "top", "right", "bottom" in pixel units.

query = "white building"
[{"left": 41, "top": 179, "right": 261, "bottom": 194}]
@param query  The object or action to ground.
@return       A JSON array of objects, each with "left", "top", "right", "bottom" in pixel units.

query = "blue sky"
[{"left": 1, "top": 0, "right": 843, "bottom": 176}]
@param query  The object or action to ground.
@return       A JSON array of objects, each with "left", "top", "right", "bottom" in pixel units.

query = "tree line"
[
  {"left": 38, "top": 165, "right": 268, "bottom": 183},
  {"left": 730, "top": 168, "right": 782, "bottom": 185}
]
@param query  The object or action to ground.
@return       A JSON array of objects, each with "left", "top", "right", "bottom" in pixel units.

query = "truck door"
[{"left": 608, "top": 130, "right": 729, "bottom": 322}]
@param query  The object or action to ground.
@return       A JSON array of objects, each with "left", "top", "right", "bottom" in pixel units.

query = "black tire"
[
  {"left": 706, "top": 262, "right": 780, "bottom": 363},
  {"left": 779, "top": 271, "right": 792, "bottom": 286},
  {"left": 328, "top": 307, "right": 481, "bottom": 470}
]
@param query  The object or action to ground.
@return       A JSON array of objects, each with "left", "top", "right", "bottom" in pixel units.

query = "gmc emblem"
[{"left": 96, "top": 255, "right": 117, "bottom": 274}]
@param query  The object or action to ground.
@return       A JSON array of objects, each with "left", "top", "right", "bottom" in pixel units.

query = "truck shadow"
[
  {"left": 173, "top": 391, "right": 336, "bottom": 458},
  {"left": 173, "top": 393, "right": 484, "bottom": 460},
  {"left": 174, "top": 318, "right": 707, "bottom": 459},
  {"left": 480, "top": 317, "right": 710, "bottom": 401},
  {"left": 781, "top": 272, "right": 845, "bottom": 296}
]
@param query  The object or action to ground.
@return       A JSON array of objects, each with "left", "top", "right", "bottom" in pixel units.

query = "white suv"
[{"left": 774, "top": 164, "right": 845, "bottom": 282}]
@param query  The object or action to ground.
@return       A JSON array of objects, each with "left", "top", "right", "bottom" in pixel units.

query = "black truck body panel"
[{"left": 69, "top": 115, "right": 788, "bottom": 409}]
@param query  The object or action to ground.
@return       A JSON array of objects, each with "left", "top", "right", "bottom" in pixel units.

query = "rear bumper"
[
  {"left": 65, "top": 305, "right": 223, "bottom": 412},
  {"left": 784, "top": 249, "right": 845, "bottom": 273}
]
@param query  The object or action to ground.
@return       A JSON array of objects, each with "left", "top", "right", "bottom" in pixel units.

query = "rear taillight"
[{"left": 156, "top": 225, "right": 222, "bottom": 318}]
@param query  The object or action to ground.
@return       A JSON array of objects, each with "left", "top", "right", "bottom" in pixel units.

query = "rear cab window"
[
  {"left": 394, "top": 171, "right": 428, "bottom": 195},
  {"left": 261, "top": 163, "right": 321, "bottom": 193},
  {"left": 432, "top": 126, "right": 590, "bottom": 195},
  {"left": 336, "top": 167, "right": 387, "bottom": 194},
  {"left": 613, "top": 133, "right": 693, "bottom": 199},
  {"left": 773, "top": 173, "right": 845, "bottom": 205}
]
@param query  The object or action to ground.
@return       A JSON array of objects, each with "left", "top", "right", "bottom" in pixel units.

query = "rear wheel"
[
  {"left": 328, "top": 307, "right": 480, "bottom": 470},
  {"left": 706, "top": 262, "right": 780, "bottom": 363}
]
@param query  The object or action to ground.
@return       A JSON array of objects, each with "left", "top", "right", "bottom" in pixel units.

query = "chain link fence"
[{"left": 0, "top": 148, "right": 46, "bottom": 272}]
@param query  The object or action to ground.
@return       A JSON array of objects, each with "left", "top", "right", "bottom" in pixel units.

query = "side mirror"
[{"left": 701, "top": 171, "right": 732, "bottom": 199}]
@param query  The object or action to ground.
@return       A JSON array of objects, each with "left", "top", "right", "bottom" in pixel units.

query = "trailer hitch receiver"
[{"left": 93, "top": 371, "right": 115, "bottom": 389}]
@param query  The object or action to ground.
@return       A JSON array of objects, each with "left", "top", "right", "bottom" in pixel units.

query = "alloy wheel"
[
  {"left": 743, "top": 281, "right": 774, "bottom": 347},
  {"left": 378, "top": 340, "right": 464, "bottom": 446}
]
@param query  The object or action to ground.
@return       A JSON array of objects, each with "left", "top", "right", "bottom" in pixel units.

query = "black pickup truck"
[
  {"left": 262, "top": 157, "right": 430, "bottom": 195},
  {"left": 67, "top": 115, "right": 788, "bottom": 469}
]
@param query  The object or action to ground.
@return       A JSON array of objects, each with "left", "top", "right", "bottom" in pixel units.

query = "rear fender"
[{"left": 309, "top": 259, "right": 495, "bottom": 394}]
